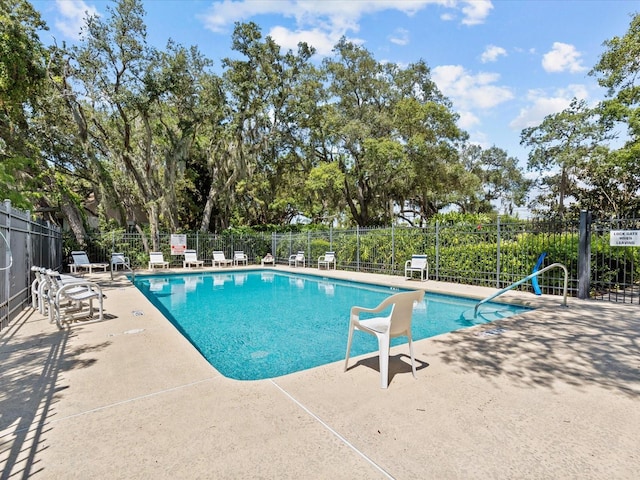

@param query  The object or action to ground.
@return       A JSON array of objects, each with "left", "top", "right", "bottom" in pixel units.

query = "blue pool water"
[{"left": 133, "top": 271, "right": 532, "bottom": 380}]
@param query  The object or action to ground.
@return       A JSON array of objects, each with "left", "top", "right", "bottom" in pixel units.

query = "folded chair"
[
  {"left": 344, "top": 289, "right": 425, "bottom": 388},
  {"left": 405, "top": 255, "right": 429, "bottom": 281},
  {"left": 70, "top": 251, "right": 109, "bottom": 273}
]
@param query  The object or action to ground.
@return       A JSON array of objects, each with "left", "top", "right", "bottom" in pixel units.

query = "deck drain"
[
  {"left": 132, "top": 310, "right": 144, "bottom": 316},
  {"left": 477, "top": 327, "right": 508, "bottom": 337}
]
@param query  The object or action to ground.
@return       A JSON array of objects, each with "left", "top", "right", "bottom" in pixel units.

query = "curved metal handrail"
[{"left": 474, "top": 262, "right": 568, "bottom": 317}]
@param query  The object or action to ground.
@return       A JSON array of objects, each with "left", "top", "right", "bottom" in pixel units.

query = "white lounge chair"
[
  {"left": 111, "top": 252, "right": 131, "bottom": 271},
  {"left": 148, "top": 251, "right": 169, "bottom": 270},
  {"left": 289, "top": 251, "right": 305, "bottom": 267},
  {"left": 261, "top": 253, "right": 275, "bottom": 266},
  {"left": 70, "top": 251, "right": 109, "bottom": 273},
  {"left": 233, "top": 251, "right": 248, "bottom": 266},
  {"left": 45, "top": 269, "right": 104, "bottom": 329},
  {"left": 318, "top": 251, "right": 336, "bottom": 270},
  {"left": 344, "top": 289, "right": 425, "bottom": 389},
  {"left": 212, "top": 251, "right": 233, "bottom": 267},
  {"left": 183, "top": 249, "right": 204, "bottom": 268},
  {"left": 405, "top": 254, "right": 429, "bottom": 281}
]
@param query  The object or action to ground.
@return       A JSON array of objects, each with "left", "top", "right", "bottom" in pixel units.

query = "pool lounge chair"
[
  {"left": 183, "top": 249, "right": 204, "bottom": 268},
  {"left": 261, "top": 254, "right": 275, "bottom": 266},
  {"left": 233, "top": 251, "right": 248, "bottom": 266},
  {"left": 148, "top": 252, "right": 169, "bottom": 270},
  {"left": 344, "top": 289, "right": 425, "bottom": 389},
  {"left": 44, "top": 269, "right": 104, "bottom": 329},
  {"left": 212, "top": 251, "right": 233, "bottom": 267},
  {"left": 70, "top": 251, "right": 109, "bottom": 273},
  {"left": 111, "top": 252, "right": 131, "bottom": 271},
  {"left": 289, "top": 251, "right": 305, "bottom": 267},
  {"left": 318, "top": 251, "right": 336, "bottom": 270},
  {"left": 405, "top": 254, "right": 429, "bottom": 281}
]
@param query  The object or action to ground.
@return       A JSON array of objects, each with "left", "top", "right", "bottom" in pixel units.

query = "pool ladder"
[{"left": 474, "top": 263, "right": 568, "bottom": 318}]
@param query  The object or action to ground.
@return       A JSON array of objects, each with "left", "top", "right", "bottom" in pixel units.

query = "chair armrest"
[
  {"left": 351, "top": 301, "right": 390, "bottom": 317},
  {"left": 405, "top": 260, "right": 411, "bottom": 267}
]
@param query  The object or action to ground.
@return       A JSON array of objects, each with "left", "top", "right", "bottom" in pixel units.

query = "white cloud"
[
  {"left": 432, "top": 65, "right": 514, "bottom": 110},
  {"left": 389, "top": 28, "right": 410, "bottom": 46},
  {"left": 509, "top": 84, "right": 590, "bottom": 129},
  {"left": 200, "top": 0, "right": 493, "bottom": 56},
  {"left": 54, "top": 0, "right": 98, "bottom": 40},
  {"left": 268, "top": 26, "right": 338, "bottom": 56},
  {"left": 457, "top": 110, "right": 481, "bottom": 129},
  {"left": 542, "top": 42, "right": 586, "bottom": 73},
  {"left": 480, "top": 45, "right": 507, "bottom": 63},
  {"left": 460, "top": 0, "right": 493, "bottom": 26}
]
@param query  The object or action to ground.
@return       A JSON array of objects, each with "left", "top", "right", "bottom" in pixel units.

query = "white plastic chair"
[
  {"left": 288, "top": 251, "right": 305, "bottom": 267},
  {"left": 318, "top": 252, "right": 336, "bottom": 270},
  {"left": 318, "top": 251, "right": 336, "bottom": 270},
  {"left": 45, "top": 269, "right": 104, "bottom": 329},
  {"left": 111, "top": 252, "right": 131, "bottom": 271},
  {"left": 344, "top": 289, "right": 425, "bottom": 388},
  {"left": 148, "top": 252, "right": 169, "bottom": 270},
  {"left": 183, "top": 249, "right": 204, "bottom": 268},
  {"left": 233, "top": 251, "right": 248, "bottom": 266},
  {"left": 70, "top": 251, "right": 109, "bottom": 273},
  {"left": 405, "top": 255, "right": 429, "bottom": 281},
  {"left": 212, "top": 251, "right": 233, "bottom": 267}
]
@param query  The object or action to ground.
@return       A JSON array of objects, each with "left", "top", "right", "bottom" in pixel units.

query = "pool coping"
[{"left": 2, "top": 265, "right": 639, "bottom": 478}]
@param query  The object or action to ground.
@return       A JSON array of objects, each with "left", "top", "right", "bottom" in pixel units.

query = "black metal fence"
[
  {"left": 1, "top": 200, "right": 63, "bottom": 331},
  {"left": 69, "top": 212, "right": 639, "bottom": 305}
]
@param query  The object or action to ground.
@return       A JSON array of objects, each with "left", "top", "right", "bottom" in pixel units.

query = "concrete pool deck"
[{"left": 1, "top": 266, "right": 639, "bottom": 479}]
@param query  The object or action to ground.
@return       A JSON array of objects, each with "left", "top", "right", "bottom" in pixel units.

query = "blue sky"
[{"left": 33, "top": 1, "right": 637, "bottom": 179}]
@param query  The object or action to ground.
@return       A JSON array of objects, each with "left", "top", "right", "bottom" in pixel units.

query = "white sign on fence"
[
  {"left": 610, "top": 230, "right": 640, "bottom": 247},
  {"left": 170, "top": 234, "right": 187, "bottom": 255}
]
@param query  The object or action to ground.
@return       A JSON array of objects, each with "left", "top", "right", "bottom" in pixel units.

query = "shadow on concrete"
[
  {"left": 347, "top": 353, "right": 430, "bottom": 387},
  {"left": 0, "top": 309, "right": 110, "bottom": 479},
  {"left": 432, "top": 302, "right": 640, "bottom": 397}
]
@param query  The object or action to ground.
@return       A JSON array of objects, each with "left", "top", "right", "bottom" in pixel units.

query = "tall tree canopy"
[
  {"left": 0, "top": 0, "right": 48, "bottom": 208},
  {"left": 7, "top": 0, "right": 540, "bottom": 240}
]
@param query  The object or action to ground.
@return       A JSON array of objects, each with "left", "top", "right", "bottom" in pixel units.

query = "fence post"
[
  {"left": 391, "top": 224, "right": 395, "bottom": 273},
  {"left": 435, "top": 220, "right": 440, "bottom": 281},
  {"left": 578, "top": 210, "right": 592, "bottom": 299},
  {"left": 3, "top": 200, "right": 11, "bottom": 330},
  {"left": 356, "top": 226, "right": 360, "bottom": 272},
  {"left": 496, "top": 216, "right": 501, "bottom": 288}
]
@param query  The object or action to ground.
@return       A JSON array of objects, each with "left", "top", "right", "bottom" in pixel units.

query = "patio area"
[{"left": 1, "top": 267, "right": 639, "bottom": 479}]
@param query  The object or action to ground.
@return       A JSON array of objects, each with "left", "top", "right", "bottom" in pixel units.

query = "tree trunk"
[{"left": 60, "top": 193, "right": 87, "bottom": 245}]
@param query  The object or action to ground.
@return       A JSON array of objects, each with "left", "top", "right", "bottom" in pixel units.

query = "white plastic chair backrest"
[
  {"left": 184, "top": 250, "right": 198, "bottom": 261},
  {"left": 325, "top": 252, "right": 335, "bottom": 261},
  {"left": 72, "top": 251, "right": 91, "bottom": 265},
  {"left": 213, "top": 251, "right": 226, "bottom": 260},
  {"left": 150, "top": 252, "right": 164, "bottom": 262},
  {"left": 112, "top": 252, "right": 127, "bottom": 264},
  {"left": 234, "top": 251, "right": 245, "bottom": 259},
  {"left": 410, "top": 255, "right": 427, "bottom": 269},
  {"left": 296, "top": 251, "right": 305, "bottom": 260},
  {"left": 386, "top": 290, "right": 425, "bottom": 336}
]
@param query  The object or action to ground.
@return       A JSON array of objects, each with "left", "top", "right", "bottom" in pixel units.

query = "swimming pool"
[{"left": 134, "top": 271, "right": 532, "bottom": 380}]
